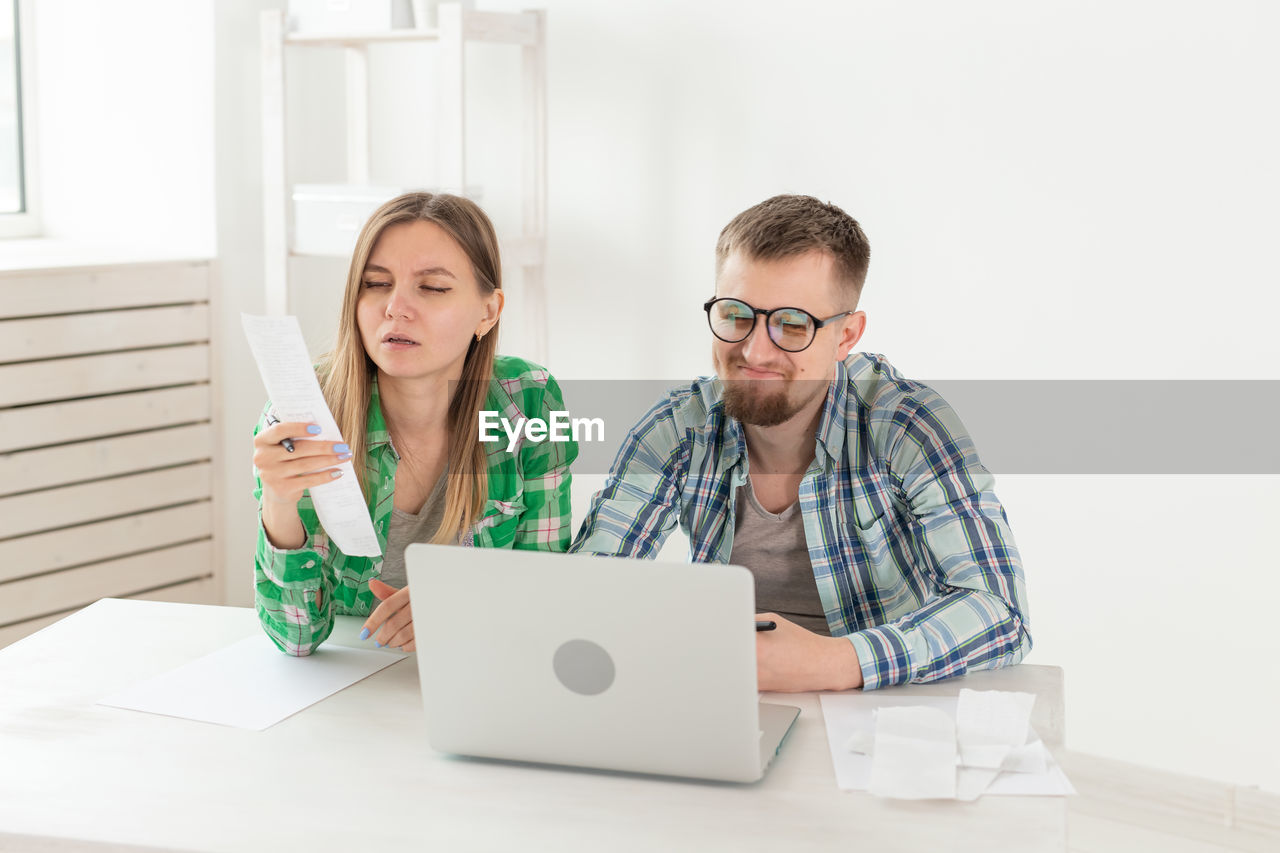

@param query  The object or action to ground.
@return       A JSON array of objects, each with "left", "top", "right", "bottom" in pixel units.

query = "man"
[{"left": 571, "top": 195, "right": 1030, "bottom": 692}]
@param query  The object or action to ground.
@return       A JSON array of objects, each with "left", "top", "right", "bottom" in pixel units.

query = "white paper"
[
  {"left": 956, "top": 767, "right": 1002, "bottom": 801},
  {"left": 867, "top": 706, "right": 957, "bottom": 799},
  {"left": 844, "top": 728, "right": 875, "bottom": 755},
  {"left": 988, "top": 751, "right": 1076, "bottom": 796},
  {"left": 845, "top": 721, "right": 1050, "bottom": 776},
  {"left": 241, "top": 313, "right": 381, "bottom": 557},
  {"left": 819, "top": 693, "right": 1074, "bottom": 797},
  {"left": 1001, "top": 739, "right": 1050, "bottom": 775},
  {"left": 955, "top": 688, "right": 1036, "bottom": 769},
  {"left": 98, "top": 633, "right": 407, "bottom": 730}
]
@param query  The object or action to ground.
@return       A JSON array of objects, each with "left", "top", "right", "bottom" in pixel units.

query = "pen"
[
  {"left": 755, "top": 620, "right": 777, "bottom": 632},
  {"left": 265, "top": 413, "right": 295, "bottom": 453}
]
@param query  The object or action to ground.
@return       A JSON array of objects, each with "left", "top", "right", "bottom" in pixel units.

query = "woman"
[{"left": 252, "top": 192, "right": 576, "bottom": 655}]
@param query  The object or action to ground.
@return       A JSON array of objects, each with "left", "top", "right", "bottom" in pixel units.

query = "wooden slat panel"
[
  {"left": 0, "top": 386, "right": 211, "bottom": 453},
  {"left": 0, "top": 609, "right": 74, "bottom": 651},
  {"left": 0, "top": 462, "right": 211, "bottom": 539},
  {"left": 0, "top": 344, "right": 209, "bottom": 407},
  {"left": 0, "top": 502, "right": 209, "bottom": 581},
  {"left": 0, "top": 576, "right": 219, "bottom": 650},
  {"left": 0, "top": 304, "right": 210, "bottom": 364},
  {"left": 0, "top": 263, "right": 209, "bottom": 319},
  {"left": 0, "top": 424, "right": 212, "bottom": 497},
  {"left": 128, "top": 576, "right": 218, "bottom": 606},
  {"left": 0, "top": 503, "right": 211, "bottom": 583},
  {"left": 0, "top": 541, "right": 212, "bottom": 625}
]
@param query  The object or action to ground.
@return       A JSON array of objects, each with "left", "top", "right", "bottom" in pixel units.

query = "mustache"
[{"left": 727, "top": 362, "right": 791, "bottom": 374}]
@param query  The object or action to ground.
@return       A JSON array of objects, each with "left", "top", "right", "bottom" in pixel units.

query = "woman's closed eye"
[{"left": 360, "top": 280, "right": 449, "bottom": 293}]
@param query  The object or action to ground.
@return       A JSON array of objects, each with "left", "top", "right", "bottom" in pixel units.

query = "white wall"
[
  {"left": 31, "top": 0, "right": 214, "bottom": 255},
  {"left": 205, "top": 0, "right": 1280, "bottom": 792}
]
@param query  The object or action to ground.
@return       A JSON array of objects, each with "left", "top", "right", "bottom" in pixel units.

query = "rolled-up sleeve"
[
  {"left": 847, "top": 392, "right": 1031, "bottom": 689},
  {"left": 251, "top": 412, "right": 337, "bottom": 656}
]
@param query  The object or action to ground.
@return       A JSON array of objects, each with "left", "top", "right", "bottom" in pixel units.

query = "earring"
[{"left": 475, "top": 331, "right": 483, "bottom": 342}]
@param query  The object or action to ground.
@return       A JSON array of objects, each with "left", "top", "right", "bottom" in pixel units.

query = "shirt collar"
[
  {"left": 815, "top": 358, "right": 851, "bottom": 463},
  {"left": 366, "top": 374, "right": 392, "bottom": 448},
  {"left": 720, "top": 397, "right": 748, "bottom": 470}
]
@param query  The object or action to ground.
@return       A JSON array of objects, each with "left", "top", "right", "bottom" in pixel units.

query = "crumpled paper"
[{"left": 846, "top": 689, "right": 1041, "bottom": 800}]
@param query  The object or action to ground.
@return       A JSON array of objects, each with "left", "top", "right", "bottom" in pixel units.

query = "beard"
[{"left": 722, "top": 379, "right": 803, "bottom": 427}]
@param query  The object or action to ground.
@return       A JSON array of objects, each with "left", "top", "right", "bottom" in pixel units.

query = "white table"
[{"left": 0, "top": 599, "right": 1067, "bottom": 852}]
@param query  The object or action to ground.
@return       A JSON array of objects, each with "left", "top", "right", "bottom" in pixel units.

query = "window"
[{"left": 1, "top": 0, "right": 35, "bottom": 236}]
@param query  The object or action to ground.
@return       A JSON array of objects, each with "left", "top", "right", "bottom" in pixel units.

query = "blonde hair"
[{"left": 318, "top": 192, "right": 501, "bottom": 544}]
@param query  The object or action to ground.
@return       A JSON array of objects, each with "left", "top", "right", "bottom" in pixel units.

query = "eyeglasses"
[{"left": 703, "top": 297, "right": 853, "bottom": 353}]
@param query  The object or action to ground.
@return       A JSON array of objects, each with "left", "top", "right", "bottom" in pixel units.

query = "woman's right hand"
[{"left": 253, "top": 421, "right": 352, "bottom": 547}]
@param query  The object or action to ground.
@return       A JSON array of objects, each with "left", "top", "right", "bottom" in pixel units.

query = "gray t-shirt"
[
  {"left": 731, "top": 482, "right": 831, "bottom": 636},
  {"left": 378, "top": 472, "right": 448, "bottom": 589}
]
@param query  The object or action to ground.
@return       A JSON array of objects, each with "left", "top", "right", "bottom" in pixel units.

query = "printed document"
[{"left": 242, "top": 313, "right": 380, "bottom": 556}]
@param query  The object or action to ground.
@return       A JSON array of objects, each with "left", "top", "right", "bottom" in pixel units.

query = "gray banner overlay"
[{"left": 532, "top": 380, "right": 1280, "bottom": 475}]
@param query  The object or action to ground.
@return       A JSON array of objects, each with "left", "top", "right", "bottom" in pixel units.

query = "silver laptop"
[{"left": 405, "top": 544, "right": 800, "bottom": 783}]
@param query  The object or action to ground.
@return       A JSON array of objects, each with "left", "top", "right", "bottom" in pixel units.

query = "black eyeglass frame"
[{"left": 702, "top": 297, "right": 854, "bottom": 353}]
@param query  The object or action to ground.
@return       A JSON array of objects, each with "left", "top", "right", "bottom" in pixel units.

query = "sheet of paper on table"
[
  {"left": 819, "top": 692, "right": 1075, "bottom": 799},
  {"left": 241, "top": 313, "right": 381, "bottom": 556},
  {"left": 98, "top": 633, "right": 407, "bottom": 730}
]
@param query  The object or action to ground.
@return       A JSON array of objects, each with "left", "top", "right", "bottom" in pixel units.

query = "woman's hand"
[
  {"left": 253, "top": 421, "right": 351, "bottom": 548},
  {"left": 362, "top": 579, "right": 415, "bottom": 651},
  {"left": 253, "top": 421, "right": 351, "bottom": 504}
]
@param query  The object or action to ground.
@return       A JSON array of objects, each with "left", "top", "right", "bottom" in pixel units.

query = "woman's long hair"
[{"left": 318, "top": 192, "right": 501, "bottom": 544}]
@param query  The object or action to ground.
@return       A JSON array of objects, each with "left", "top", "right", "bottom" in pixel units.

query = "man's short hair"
[{"left": 715, "top": 195, "right": 871, "bottom": 305}]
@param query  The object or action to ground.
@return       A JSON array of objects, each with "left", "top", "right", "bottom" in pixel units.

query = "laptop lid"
[{"left": 405, "top": 544, "right": 769, "bottom": 782}]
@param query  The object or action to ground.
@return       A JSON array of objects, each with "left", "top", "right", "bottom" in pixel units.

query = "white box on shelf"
[
  {"left": 292, "top": 184, "right": 408, "bottom": 257},
  {"left": 287, "top": 0, "right": 415, "bottom": 33}
]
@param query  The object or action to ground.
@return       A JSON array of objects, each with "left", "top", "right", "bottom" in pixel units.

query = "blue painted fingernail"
[
  {"left": 334, "top": 443, "right": 350, "bottom": 454},
  {"left": 359, "top": 628, "right": 370, "bottom": 641},
  {"left": 375, "top": 641, "right": 383, "bottom": 648},
  {"left": 338, "top": 453, "right": 352, "bottom": 461},
  {"left": 307, "top": 424, "right": 322, "bottom": 434}
]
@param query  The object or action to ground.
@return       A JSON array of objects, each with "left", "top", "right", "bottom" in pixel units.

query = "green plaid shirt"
[{"left": 254, "top": 355, "right": 577, "bottom": 655}]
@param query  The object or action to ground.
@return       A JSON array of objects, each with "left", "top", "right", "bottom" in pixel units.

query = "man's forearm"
[{"left": 824, "top": 637, "right": 864, "bottom": 691}]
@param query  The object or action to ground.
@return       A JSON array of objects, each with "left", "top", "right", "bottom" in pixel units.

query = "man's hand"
[
  {"left": 755, "top": 612, "right": 863, "bottom": 692},
  {"left": 362, "top": 579, "right": 415, "bottom": 651}
]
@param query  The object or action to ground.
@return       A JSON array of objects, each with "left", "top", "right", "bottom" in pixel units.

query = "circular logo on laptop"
[{"left": 552, "top": 639, "right": 615, "bottom": 696}]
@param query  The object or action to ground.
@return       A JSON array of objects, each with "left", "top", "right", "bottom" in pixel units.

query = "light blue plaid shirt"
[{"left": 571, "top": 353, "right": 1031, "bottom": 689}]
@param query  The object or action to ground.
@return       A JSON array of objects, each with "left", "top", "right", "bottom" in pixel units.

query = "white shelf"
[
  {"left": 283, "top": 11, "right": 539, "bottom": 48},
  {"left": 284, "top": 28, "right": 441, "bottom": 48},
  {"left": 261, "top": 3, "right": 549, "bottom": 362}
]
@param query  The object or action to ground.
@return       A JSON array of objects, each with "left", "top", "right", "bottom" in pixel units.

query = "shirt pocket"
[
  {"left": 843, "top": 487, "right": 896, "bottom": 568},
  {"left": 848, "top": 487, "right": 890, "bottom": 532}
]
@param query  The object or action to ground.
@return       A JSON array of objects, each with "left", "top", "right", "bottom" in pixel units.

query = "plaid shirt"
[
  {"left": 571, "top": 353, "right": 1030, "bottom": 690},
  {"left": 254, "top": 355, "right": 577, "bottom": 655}
]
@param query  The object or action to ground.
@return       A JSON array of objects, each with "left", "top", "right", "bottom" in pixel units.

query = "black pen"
[
  {"left": 755, "top": 620, "right": 777, "bottom": 632},
  {"left": 265, "top": 413, "right": 295, "bottom": 453}
]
